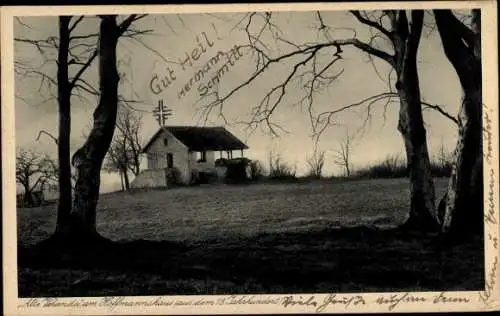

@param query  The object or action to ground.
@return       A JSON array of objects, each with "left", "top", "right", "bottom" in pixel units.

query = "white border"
[{"left": 2, "top": 2, "right": 499, "bottom": 315}]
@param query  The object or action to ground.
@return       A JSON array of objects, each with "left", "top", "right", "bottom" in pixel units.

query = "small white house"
[{"left": 131, "top": 125, "right": 249, "bottom": 188}]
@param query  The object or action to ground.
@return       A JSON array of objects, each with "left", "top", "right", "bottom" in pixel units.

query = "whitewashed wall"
[{"left": 145, "top": 130, "right": 191, "bottom": 184}]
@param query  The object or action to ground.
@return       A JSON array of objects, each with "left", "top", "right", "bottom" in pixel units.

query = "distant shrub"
[
  {"left": 249, "top": 160, "right": 265, "bottom": 181},
  {"left": 305, "top": 150, "right": 326, "bottom": 179},
  {"left": 268, "top": 152, "right": 297, "bottom": 181},
  {"left": 430, "top": 161, "right": 453, "bottom": 178},
  {"left": 431, "top": 143, "right": 454, "bottom": 177},
  {"left": 351, "top": 152, "right": 454, "bottom": 179},
  {"left": 353, "top": 154, "right": 408, "bottom": 179}
]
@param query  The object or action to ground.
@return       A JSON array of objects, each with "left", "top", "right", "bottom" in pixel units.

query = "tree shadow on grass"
[{"left": 17, "top": 226, "right": 484, "bottom": 297}]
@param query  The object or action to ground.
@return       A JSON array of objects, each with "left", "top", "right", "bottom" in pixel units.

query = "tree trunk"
[
  {"left": 23, "top": 185, "right": 33, "bottom": 207},
  {"left": 70, "top": 16, "right": 121, "bottom": 241},
  {"left": 434, "top": 10, "right": 483, "bottom": 236},
  {"left": 123, "top": 169, "right": 130, "bottom": 191},
  {"left": 133, "top": 159, "right": 140, "bottom": 176},
  {"left": 397, "top": 85, "right": 438, "bottom": 230},
  {"left": 54, "top": 16, "right": 73, "bottom": 236},
  {"left": 119, "top": 170, "right": 124, "bottom": 191},
  {"left": 131, "top": 152, "right": 141, "bottom": 176},
  {"left": 392, "top": 11, "right": 438, "bottom": 230}
]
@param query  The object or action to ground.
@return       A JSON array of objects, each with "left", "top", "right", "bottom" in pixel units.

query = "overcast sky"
[{"left": 14, "top": 10, "right": 464, "bottom": 193}]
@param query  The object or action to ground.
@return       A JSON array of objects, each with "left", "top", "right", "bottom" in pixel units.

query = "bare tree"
[
  {"left": 103, "top": 154, "right": 127, "bottom": 191},
  {"left": 434, "top": 9, "right": 483, "bottom": 235},
  {"left": 332, "top": 130, "right": 354, "bottom": 177},
  {"left": 16, "top": 15, "right": 148, "bottom": 241},
  {"left": 16, "top": 16, "right": 99, "bottom": 235},
  {"left": 103, "top": 151, "right": 128, "bottom": 191},
  {"left": 306, "top": 147, "right": 326, "bottom": 179},
  {"left": 102, "top": 104, "right": 143, "bottom": 191},
  {"left": 202, "top": 10, "right": 441, "bottom": 230},
  {"left": 117, "top": 104, "right": 144, "bottom": 176},
  {"left": 104, "top": 133, "right": 131, "bottom": 191},
  {"left": 35, "top": 130, "right": 79, "bottom": 193},
  {"left": 70, "top": 14, "right": 146, "bottom": 241},
  {"left": 16, "top": 149, "right": 56, "bottom": 207}
]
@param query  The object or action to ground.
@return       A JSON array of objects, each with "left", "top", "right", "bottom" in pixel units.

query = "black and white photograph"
[{"left": 2, "top": 1, "right": 499, "bottom": 314}]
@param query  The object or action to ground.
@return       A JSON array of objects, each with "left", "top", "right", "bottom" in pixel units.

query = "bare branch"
[
  {"left": 72, "top": 77, "right": 98, "bottom": 94},
  {"left": 15, "top": 17, "right": 35, "bottom": 30},
  {"left": 127, "top": 36, "right": 179, "bottom": 65},
  {"left": 316, "top": 11, "right": 327, "bottom": 30},
  {"left": 215, "top": 42, "right": 345, "bottom": 108},
  {"left": 121, "top": 29, "right": 154, "bottom": 38},
  {"left": 74, "top": 83, "right": 99, "bottom": 96},
  {"left": 19, "top": 69, "right": 57, "bottom": 87},
  {"left": 69, "top": 50, "right": 98, "bottom": 88},
  {"left": 196, "top": 10, "right": 403, "bottom": 136},
  {"left": 36, "top": 130, "right": 59, "bottom": 145},
  {"left": 69, "top": 42, "right": 96, "bottom": 51},
  {"left": 66, "top": 15, "right": 149, "bottom": 90},
  {"left": 239, "top": 37, "right": 393, "bottom": 104},
  {"left": 118, "top": 14, "right": 148, "bottom": 35},
  {"left": 69, "top": 33, "right": 99, "bottom": 41},
  {"left": 14, "top": 37, "right": 58, "bottom": 56},
  {"left": 337, "top": 38, "right": 395, "bottom": 65},
  {"left": 422, "top": 102, "right": 460, "bottom": 127},
  {"left": 69, "top": 16, "right": 85, "bottom": 33},
  {"left": 350, "top": 10, "right": 393, "bottom": 40},
  {"left": 313, "top": 92, "right": 398, "bottom": 142}
]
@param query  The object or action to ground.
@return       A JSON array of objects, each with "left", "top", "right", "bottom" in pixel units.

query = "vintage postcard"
[{"left": 2, "top": 1, "right": 499, "bottom": 315}]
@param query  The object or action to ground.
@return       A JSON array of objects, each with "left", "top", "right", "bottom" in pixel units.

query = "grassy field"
[{"left": 17, "top": 178, "right": 485, "bottom": 297}]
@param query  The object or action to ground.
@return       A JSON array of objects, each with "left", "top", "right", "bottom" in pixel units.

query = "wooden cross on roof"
[{"left": 153, "top": 99, "right": 172, "bottom": 127}]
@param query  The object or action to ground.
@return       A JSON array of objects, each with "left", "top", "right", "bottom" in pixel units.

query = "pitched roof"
[{"left": 142, "top": 126, "right": 249, "bottom": 153}]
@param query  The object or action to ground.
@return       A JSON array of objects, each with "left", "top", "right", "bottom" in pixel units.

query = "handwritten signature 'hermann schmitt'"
[
  {"left": 149, "top": 26, "right": 246, "bottom": 100},
  {"left": 178, "top": 45, "right": 245, "bottom": 99}
]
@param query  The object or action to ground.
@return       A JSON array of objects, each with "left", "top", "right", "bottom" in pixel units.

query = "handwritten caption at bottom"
[
  {"left": 19, "top": 296, "right": 281, "bottom": 311},
  {"left": 281, "top": 292, "right": 470, "bottom": 312},
  {"left": 19, "top": 292, "right": 471, "bottom": 313}
]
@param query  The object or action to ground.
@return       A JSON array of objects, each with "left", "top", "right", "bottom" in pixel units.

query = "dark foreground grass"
[
  {"left": 17, "top": 179, "right": 484, "bottom": 297},
  {"left": 18, "top": 227, "right": 484, "bottom": 297}
]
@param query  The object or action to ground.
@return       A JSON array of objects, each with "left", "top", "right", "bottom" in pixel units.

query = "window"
[
  {"left": 197, "top": 151, "right": 207, "bottom": 163},
  {"left": 163, "top": 138, "right": 168, "bottom": 146}
]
